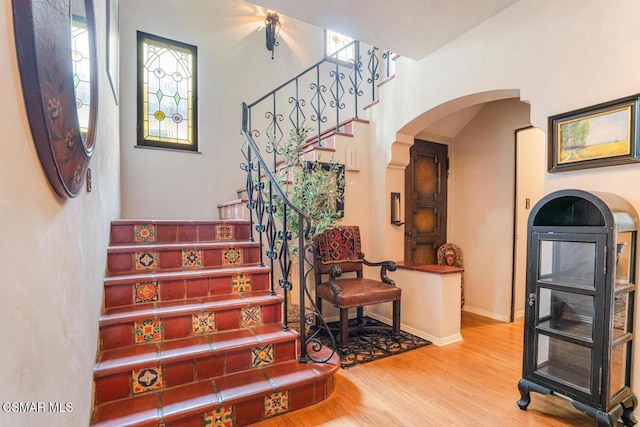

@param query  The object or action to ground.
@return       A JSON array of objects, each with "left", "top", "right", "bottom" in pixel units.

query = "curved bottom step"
[{"left": 91, "top": 351, "right": 340, "bottom": 427}]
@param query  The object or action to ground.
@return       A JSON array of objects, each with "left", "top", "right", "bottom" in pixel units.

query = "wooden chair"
[{"left": 314, "top": 226, "right": 401, "bottom": 348}]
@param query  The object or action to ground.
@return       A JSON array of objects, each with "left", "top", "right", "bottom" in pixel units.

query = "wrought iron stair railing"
[{"left": 239, "top": 41, "right": 394, "bottom": 363}]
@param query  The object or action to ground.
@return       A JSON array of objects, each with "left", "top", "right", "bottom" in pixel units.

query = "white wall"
[
  {"left": 0, "top": 1, "right": 120, "bottom": 425},
  {"left": 119, "top": 0, "right": 325, "bottom": 219},
  {"left": 450, "top": 99, "right": 531, "bottom": 321},
  {"left": 514, "top": 127, "right": 545, "bottom": 319}
]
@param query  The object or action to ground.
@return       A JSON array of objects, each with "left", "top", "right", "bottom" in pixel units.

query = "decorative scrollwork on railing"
[
  {"left": 265, "top": 111, "right": 284, "bottom": 156},
  {"left": 253, "top": 174, "right": 266, "bottom": 267},
  {"left": 348, "top": 57, "right": 364, "bottom": 97},
  {"left": 367, "top": 46, "right": 380, "bottom": 102},
  {"left": 310, "top": 82, "right": 328, "bottom": 125},
  {"left": 240, "top": 39, "right": 394, "bottom": 364},
  {"left": 329, "top": 70, "right": 346, "bottom": 111},
  {"left": 301, "top": 242, "right": 336, "bottom": 363},
  {"left": 367, "top": 46, "right": 380, "bottom": 83},
  {"left": 288, "top": 96, "right": 307, "bottom": 132}
]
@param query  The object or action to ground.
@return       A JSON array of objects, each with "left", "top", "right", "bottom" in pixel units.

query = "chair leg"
[
  {"left": 357, "top": 306, "right": 364, "bottom": 321},
  {"left": 392, "top": 300, "right": 401, "bottom": 335},
  {"left": 340, "top": 307, "right": 349, "bottom": 349}
]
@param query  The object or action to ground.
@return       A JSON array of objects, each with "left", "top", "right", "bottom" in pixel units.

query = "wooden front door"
[{"left": 404, "top": 140, "right": 448, "bottom": 264}]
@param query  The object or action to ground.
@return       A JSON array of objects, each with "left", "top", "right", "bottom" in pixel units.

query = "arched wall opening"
[{"left": 384, "top": 90, "right": 545, "bottom": 322}]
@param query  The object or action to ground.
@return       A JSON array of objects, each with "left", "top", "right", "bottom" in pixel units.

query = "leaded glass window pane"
[
  {"left": 325, "top": 30, "right": 355, "bottom": 63},
  {"left": 137, "top": 32, "right": 198, "bottom": 151},
  {"left": 71, "top": 15, "right": 91, "bottom": 139}
]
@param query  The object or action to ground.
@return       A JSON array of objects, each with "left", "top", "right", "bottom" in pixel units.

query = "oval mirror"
[{"left": 12, "top": 0, "right": 98, "bottom": 198}]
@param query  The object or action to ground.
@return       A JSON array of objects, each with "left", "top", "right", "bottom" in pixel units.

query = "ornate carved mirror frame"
[{"left": 12, "top": 0, "right": 98, "bottom": 198}]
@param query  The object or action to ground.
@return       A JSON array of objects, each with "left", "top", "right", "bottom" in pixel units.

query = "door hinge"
[{"left": 599, "top": 367, "right": 603, "bottom": 394}]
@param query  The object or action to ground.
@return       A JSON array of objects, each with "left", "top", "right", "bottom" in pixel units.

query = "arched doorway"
[{"left": 392, "top": 92, "right": 544, "bottom": 322}]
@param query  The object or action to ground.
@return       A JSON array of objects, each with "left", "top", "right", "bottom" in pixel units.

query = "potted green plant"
[
  {"left": 271, "top": 127, "right": 345, "bottom": 250},
  {"left": 267, "top": 126, "right": 345, "bottom": 333}
]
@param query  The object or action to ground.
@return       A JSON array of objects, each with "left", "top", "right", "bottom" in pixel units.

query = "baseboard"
[
  {"left": 367, "top": 312, "right": 463, "bottom": 347},
  {"left": 514, "top": 309, "right": 525, "bottom": 319},
  {"left": 463, "top": 305, "right": 510, "bottom": 322}
]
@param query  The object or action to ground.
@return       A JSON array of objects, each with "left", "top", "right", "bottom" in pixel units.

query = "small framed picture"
[{"left": 548, "top": 95, "right": 640, "bottom": 172}]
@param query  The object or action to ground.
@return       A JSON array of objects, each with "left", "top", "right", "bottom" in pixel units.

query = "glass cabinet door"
[
  {"left": 534, "top": 287, "right": 595, "bottom": 392},
  {"left": 529, "top": 233, "right": 606, "bottom": 399},
  {"left": 538, "top": 240, "right": 597, "bottom": 289},
  {"left": 535, "top": 333, "right": 592, "bottom": 391}
]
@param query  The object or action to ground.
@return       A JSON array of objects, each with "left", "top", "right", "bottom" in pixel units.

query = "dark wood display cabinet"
[{"left": 517, "top": 189, "right": 638, "bottom": 426}]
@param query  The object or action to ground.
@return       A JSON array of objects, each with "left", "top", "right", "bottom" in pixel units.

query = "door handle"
[{"left": 528, "top": 293, "right": 536, "bottom": 307}]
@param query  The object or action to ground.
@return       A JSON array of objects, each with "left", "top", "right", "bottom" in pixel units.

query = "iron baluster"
[
  {"left": 244, "top": 148, "right": 255, "bottom": 243},
  {"left": 367, "top": 46, "right": 380, "bottom": 104},
  {"left": 383, "top": 50, "right": 391, "bottom": 79},
  {"left": 265, "top": 181, "right": 277, "bottom": 296},
  {"left": 329, "top": 61, "right": 346, "bottom": 133},
  {"left": 349, "top": 41, "right": 363, "bottom": 119},
  {"left": 254, "top": 164, "right": 265, "bottom": 267}
]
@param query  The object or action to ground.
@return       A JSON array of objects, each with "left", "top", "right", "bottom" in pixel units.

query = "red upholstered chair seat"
[
  {"left": 316, "top": 278, "right": 402, "bottom": 308},
  {"left": 314, "top": 226, "right": 401, "bottom": 349}
]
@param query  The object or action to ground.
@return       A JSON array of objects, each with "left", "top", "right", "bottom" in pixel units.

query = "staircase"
[
  {"left": 90, "top": 219, "right": 339, "bottom": 426},
  {"left": 89, "top": 36, "right": 396, "bottom": 426}
]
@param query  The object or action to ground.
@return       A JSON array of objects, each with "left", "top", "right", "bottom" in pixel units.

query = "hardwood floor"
[{"left": 251, "top": 312, "right": 598, "bottom": 426}]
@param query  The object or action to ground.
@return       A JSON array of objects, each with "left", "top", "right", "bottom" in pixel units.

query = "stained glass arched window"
[{"left": 137, "top": 32, "right": 198, "bottom": 151}]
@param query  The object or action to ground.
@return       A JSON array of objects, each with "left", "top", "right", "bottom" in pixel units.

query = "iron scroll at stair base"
[{"left": 517, "top": 378, "right": 638, "bottom": 426}]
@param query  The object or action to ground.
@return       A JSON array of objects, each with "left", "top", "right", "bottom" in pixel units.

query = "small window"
[
  {"left": 325, "top": 29, "right": 355, "bottom": 64},
  {"left": 137, "top": 31, "right": 198, "bottom": 151}
]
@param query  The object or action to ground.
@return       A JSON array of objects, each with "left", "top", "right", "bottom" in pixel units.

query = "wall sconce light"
[
  {"left": 391, "top": 192, "right": 404, "bottom": 226},
  {"left": 265, "top": 10, "right": 280, "bottom": 60}
]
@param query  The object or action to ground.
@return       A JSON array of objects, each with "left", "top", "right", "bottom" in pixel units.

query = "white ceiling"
[{"left": 247, "top": 0, "right": 521, "bottom": 60}]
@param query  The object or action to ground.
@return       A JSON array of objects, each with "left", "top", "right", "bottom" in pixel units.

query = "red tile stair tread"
[
  {"left": 95, "top": 343, "right": 161, "bottom": 377},
  {"left": 111, "top": 219, "right": 250, "bottom": 226},
  {"left": 92, "top": 393, "right": 160, "bottom": 426},
  {"left": 99, "top": 292, "right": 282, "bottom": 325},
  {"left": 103, "top": 265, "right": 270, "bottom": 286},
  {"left": 213, "top": 369, "right": 272, "bottom": 404},
  {"left": 107, "top": 240, "right": 260, "bottom": 253},
  {"left": 247, "top": 324, "right": 300, "bottom": 344},
  {"left": 95, "top": 325, "right": 299, "bottom": 377},
  {"left": 92, "top": 351, "right": 339, "bottom": 425}
]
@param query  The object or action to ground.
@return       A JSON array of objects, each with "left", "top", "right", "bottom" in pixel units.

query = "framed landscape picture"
[{"left": 548, "top": 95, "right": 640, "bottom": 172}]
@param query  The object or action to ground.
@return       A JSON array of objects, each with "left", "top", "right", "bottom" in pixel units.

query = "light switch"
[{"left": 345, "top": 146, "right": 360, "bottom": 171}]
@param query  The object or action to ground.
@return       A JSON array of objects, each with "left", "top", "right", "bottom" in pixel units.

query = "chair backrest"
[
  {"left": 437, "top": 243, "right": 463, "bottom": 268},
  {"left": 314, "top": 226, "right": 364, "bottom": 278}
]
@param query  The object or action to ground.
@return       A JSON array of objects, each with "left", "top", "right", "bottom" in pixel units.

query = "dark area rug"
[{"left": 316, "top": 316, "right": 431, "bottom": 368}]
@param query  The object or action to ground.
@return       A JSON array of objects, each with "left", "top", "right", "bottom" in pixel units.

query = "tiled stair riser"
[
  {"left": 103, "top": 271, "right": 269, "bottom": 309},
  {"left": 94, "top": 340, "right": 297, "bottom": 405},
  {"left": 100, "top": 302, "right": 283, "bottom": 351},
  {"left": 106, "top": 245, "right": 260, "bottom": 275},
  {"left": 109, "top": 222, "right": 251, "bottom": 246}
]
